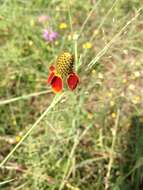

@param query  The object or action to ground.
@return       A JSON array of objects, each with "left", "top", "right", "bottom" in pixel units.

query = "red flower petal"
[
  {"left": 47, "top": 65, "right": 56, "bottom": 84},
  {"left": 49, "top": 65, "right": 55, "bottom": 72},
  {"left": 47, "top": 72, "right": 55, "bottom": 84},
  {"left": 51, "top": 76, "right": 63, "bottom": 93},
  {"left": 67, "top": 73, "right": 79, "bottom": 90}
]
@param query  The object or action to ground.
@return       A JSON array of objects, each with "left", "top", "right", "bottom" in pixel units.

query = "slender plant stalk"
[
  {"left": 59, "top": 124, "right": 92, "bottom": 190},
  {"left": 78, "top": 0, "right": 119, "bottom": 70},
  {"left": 78, "top": 0, "right": 102, "bottom": 39},
  {"left": 89, "top": 0, "right": 119, "bottom": 43},
  {"left": 0, "top": 94, "right": 64, "bottom": 168},
  {"left": 0, "top": 90, "right": 51, "bottom": 106},
  {"left": 105, "top": 109, "right": 120, "bottom": 190},
  {"left": 87, "top": 7, "right": 142, "bottom": 70},
  {"left": 0, "top": 178, "right": 16, "bottom": 186}
]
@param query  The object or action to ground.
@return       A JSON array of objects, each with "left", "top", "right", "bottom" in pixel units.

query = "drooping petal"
[
  {"left": 47, "top": 72, "right": 55, "bottom": 84},
  {"left": 49, "top": 65, "right": 55, "bottom": 72},
  {"left": 51, "top": 76, "right": 63, "bottom": 93},
  {"left": 67, "top": 73, "right": 79, "bottom": 90}
]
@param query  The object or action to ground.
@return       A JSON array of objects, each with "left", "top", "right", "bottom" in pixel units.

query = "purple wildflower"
[{"left": 43, "top": 29, "right": 58, "bottom": 42}]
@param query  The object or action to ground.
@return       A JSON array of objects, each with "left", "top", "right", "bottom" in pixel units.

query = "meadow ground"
[{"left": 0, "top": 0, "right": 143, "bottom": 189}]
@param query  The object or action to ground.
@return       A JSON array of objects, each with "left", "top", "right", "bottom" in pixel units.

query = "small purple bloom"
[{"left": 43, "top": 29, "right": 58, "bottom": 42}]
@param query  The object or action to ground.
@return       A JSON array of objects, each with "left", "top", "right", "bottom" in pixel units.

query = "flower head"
[
  {"left": 82, "top": 42, "right": 92, "bottom": 49},
  {"left": 15, "top": 135, "right": 21, "bottom": 142},
  {"left": 38, "top": 15, "right": 50, "bottom": 24},
  {"left": 59, "top": 22, "right": 68, "bottom": 29},
  {"left": 47, "top": 52, "right": 79, "bottom": 93},
  {"left": 43, "top": 29, "right": 58, "bottom": 42}
]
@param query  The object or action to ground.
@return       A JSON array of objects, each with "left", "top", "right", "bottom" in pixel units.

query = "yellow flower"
[
  {"left": 82, "top": 42, "right": 92, "bottom": 49},
  {"left": 59, "top": 22, "right": 68, "bottom": 29},
  {"left": 92, "top": 69, "right": 96, "bottom": 75},
  {"left": 16, "top": 135, "right": 21, "bottom": 142},
  {"left": 111, "top": 112, "right": 116, "bottom": 119},
  {"left": 122, "top": 79, "right": 127, "bottom": 83}
]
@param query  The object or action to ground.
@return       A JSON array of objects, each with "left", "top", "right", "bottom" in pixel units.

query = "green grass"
[{"left": 0, "top": 0, "right": 143, "bottom": 189}]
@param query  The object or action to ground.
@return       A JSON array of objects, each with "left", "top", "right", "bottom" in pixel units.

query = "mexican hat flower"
[{"left": 47, "top": 52, "right": 79, "bottom": 93}]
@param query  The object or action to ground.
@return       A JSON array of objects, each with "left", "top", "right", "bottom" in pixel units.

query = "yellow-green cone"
[{"left": 56, "top": 52, "right": 74, "bottom": 78}]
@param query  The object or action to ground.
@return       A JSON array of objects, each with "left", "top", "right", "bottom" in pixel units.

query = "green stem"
[{"left": 0, "top": 94, "right": 63, "bottom": 167}]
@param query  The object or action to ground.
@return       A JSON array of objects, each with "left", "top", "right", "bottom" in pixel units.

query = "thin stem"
[
  {"left": 0, "top": 178, "right": 16, "bottom": 186},
  {"left": 90, "top": 0, "right": 119, "bottom": 43},
  {"left": 67, "top": 0, "right": 73, "bottom": 34},
  {"left": 105, "top": 109, "right": 120, "bottom": 190},
  {"left": 0, "top": 90, "right": 51, "bottom": 106},
  {"left": 87, "top": 7, "right": 142, "bottom": 69},
  {"left": 59, "top": 124, "right": 92, "bottom": 190},
  {"left": 78, "top": 0, "right": 102, "bottom": 39},
  {"left": 0, "top": 94, "right": 64, "bottom": 167}
]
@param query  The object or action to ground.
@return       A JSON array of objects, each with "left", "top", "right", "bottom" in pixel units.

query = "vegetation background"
[{"left": 0, "top": 0, "right": 143, "bottom": 189}]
